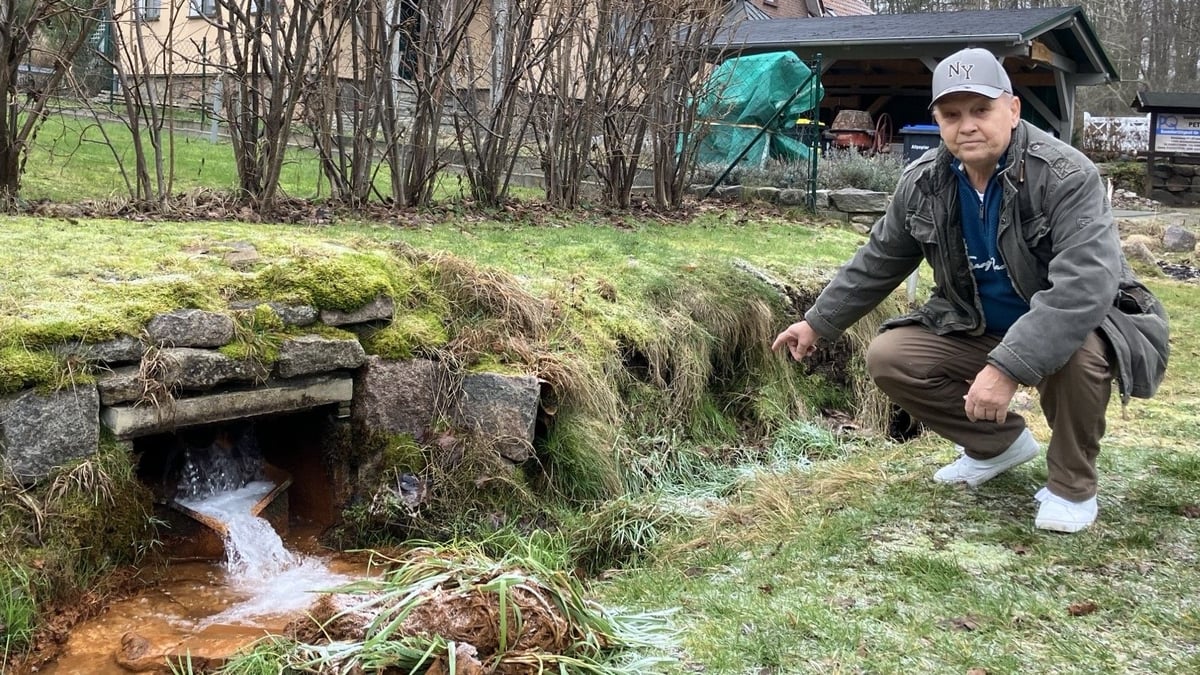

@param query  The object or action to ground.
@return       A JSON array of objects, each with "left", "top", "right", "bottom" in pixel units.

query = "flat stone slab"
[
  {"left": 101, "top": 374, "right": 353, "bottom": 439},
  {"left": 147, "top": 309, "right": 235, "bottom": 348},
  {"left": 276, "top": 334, "right": 366, "bottom": 378}
]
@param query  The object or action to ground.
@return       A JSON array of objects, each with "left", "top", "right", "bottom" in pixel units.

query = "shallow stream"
[{"left": 41, "top": 482, "right": 368, "bottom": 674}]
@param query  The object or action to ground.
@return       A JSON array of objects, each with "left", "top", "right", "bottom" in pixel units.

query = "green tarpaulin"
[{"left": 696, "top": 51, "right": 824, "bottom": 167}]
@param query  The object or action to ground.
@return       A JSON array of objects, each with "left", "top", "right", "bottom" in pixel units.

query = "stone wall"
[
  {"left": 1148, "top": 158, "right": 1200, "bottom": 206},
  {"left": 0, "top": 300, "right": 540, "bottom": 486},
  {"left": 694, "top": 184, "right": 891, "bottom": 230}
]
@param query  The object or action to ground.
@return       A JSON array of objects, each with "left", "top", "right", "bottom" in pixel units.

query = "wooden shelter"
[{"left": 711, "top": 6, "right": 1120, "bottom": 140}]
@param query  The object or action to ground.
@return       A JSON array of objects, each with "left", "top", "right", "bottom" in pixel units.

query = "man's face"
[{"left": 932, "top": 92, "right": 1021, "bottom": 171}]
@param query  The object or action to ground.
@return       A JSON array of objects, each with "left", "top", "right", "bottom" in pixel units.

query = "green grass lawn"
[
  {"left": 594, "top": 278, "right": 1200, "bottom": 674},
  {"left": 19, "top": 112, "right": 543, "bottom": 203}
]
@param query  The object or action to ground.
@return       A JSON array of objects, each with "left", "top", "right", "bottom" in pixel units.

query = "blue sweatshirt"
[{"left": 953, "top": 159, "right": 1029, "bottom": 334}]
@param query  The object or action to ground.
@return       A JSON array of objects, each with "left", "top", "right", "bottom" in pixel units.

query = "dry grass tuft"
[{"left": 397, "top": 245, "right": 547, "bottom": 340}]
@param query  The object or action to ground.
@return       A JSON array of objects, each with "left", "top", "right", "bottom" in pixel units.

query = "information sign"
[{"left": 1154, "top": 113, "right": 1200, "bottom": 154}]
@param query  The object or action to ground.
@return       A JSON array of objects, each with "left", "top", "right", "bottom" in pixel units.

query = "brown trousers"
[{"left": 865, "top": 326, "right": 1114, "bottom": 500}]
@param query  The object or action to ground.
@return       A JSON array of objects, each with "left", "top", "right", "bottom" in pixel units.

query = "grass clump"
[
  {"left": 219, "top": 304, "right": 286, "bottom": 366},
  {"left": 0, "top": 438, "right": 157, "bottom": 667},
  {"left": 570, "top": 496, "right": 699, "bottom": 575},
  {"left": 0, "top": 563, "right": 38, "bottom": 667},
  {"left": 264, "top": 541, "right": 677, "bottom": 674}
]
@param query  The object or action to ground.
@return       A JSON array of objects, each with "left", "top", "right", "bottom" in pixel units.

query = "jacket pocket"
[
  {"left": 907, "top": 212, "right": 937, "bottom": 244},
  {"left": 1021, "top": 213, "right": 1053, "bottom": 253},
  {"left": 1102, "top": 282, "right": 1170, "bottom": 399}
]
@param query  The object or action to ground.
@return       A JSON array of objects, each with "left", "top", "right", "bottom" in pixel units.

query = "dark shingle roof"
[
  {"left": 719, "top": 7, "right": 1081, "bottom": 46},
  {"left": 714, "top": 6, "right": 1117, "bottom": 80},
  {"left": 1132, "top": 92, "right": 1200, "bottom": 113}
]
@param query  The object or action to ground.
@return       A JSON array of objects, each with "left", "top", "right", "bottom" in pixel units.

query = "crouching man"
[{"left": 772, "top": 48, "right": 1169, "bottom": 533}]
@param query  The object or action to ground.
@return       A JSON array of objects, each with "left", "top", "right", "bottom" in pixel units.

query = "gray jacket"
[{"left": 804, "top": 120, "right": 1169, "bottom": 401}]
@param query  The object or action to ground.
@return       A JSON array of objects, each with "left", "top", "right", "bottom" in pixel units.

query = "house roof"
[
  {"left": 1131, "top": 92, "right": 1200, "bottom": 113},
  {"left": 714, "top": 5, "right": 1118, "bottom": 81}
]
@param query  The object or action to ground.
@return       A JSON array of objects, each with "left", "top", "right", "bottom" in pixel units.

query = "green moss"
[
  {"left": 301, "top": 324, "right": 360, "bottom": 341},
  {"left": 361, "top": 312, "right": 449, "bottom": 359},
  {"left": 380, "top": 434, "right": 427, "bottom": 474},
  {"left": 248, "top": 251, "right": 404, "bottom": 311},
  {"left": 248, "top": 304, "right": 287, "bottom": 332},
  {"left": 0, "top": 347, "right": 59, "bottom": 394}
]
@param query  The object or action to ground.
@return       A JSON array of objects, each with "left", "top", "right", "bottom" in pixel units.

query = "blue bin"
[{"left": 900, "top": 124, "right": 941, "bottom": 163}]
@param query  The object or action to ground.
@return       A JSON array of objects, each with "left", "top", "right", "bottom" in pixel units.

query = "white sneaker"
[
  {"left": 1035, "top": 487, "right": 1098, "bottom": 533},
  {"left": 933, "top": 428, "right": 1039, "bottom": 487}
]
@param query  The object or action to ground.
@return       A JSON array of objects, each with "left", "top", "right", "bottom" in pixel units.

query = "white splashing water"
[{"left": 178, "top": 481, "right": 351, "bottom": 626}]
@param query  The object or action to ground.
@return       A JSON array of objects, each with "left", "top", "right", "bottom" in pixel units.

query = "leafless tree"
[
  {"left": 71, "top": 0, "right": 188, "bottom": 203},
  {"left": 644, "top": 0, "right": 728, "bottom": 209},
  {"left": 579, "top": 0, "right": 728, "bottom": 209},
  {"left": 453, "top": 0, "right": 570, "bottom": 207},
  {"left": 531, "top": 0, "right": 598, "bottom": 208},
  {"left": 198, "top": 0, "right": 325, "bottom": 207},
  {"left": 0, "top": 0, "right": 108, "bottom": 206},
  {"left": 383, "top": 0, "right": 482, "bottom": 207}
]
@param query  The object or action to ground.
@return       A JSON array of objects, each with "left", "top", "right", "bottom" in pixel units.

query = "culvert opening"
[{"left": 133, "top": 407, "right": 344, "bottom": 560}]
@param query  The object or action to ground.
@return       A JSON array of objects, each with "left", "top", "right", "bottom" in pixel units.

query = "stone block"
[
  {"left": 351, "top": 357, "right": 446, "bottom": 441},
  {"left": 147, "top": 309, "right": 235, "bottom": 348},
  {"left": 55, "top": 335, "right": 144, "bottom": 365},
  {"left": 1, "top": 385, "right": 100, "bottom": 483},
  {"left": 777, "top": 188, "right": 808, "bottom": 206},
  {"left": 828, "top": 188, "right": 890, "bottom": 213},
  {"left": 751, "top": 186, "right": 780, "bottom": 202},
  {"left": 160, "top": 348, "right": 268, "bottom": 391},
  {"left": 276, "top": 334, "right": 366, "bottom": 378},
  {"left": 453, "top": 373, "right": 540, "bottom": 462},
  {"left": 101, "top": 374, "right": 353, "bottom": 439},
  {"left": 715, "top": 185, "right": 743, "bottom": 201},
  {"left": 97, "top": 365, "right": 144, "bottom": 405},
  {"left": 1162, "top": 224, "right": 1198, "bottom": 252},
  {"left": 230, "top": 301, "right": 319, "bottom": 327},
  {"left": 320, "top": 296, "right": 395, "bottom": 326}
]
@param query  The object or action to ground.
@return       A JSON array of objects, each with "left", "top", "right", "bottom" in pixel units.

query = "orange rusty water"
[{"left": 40, "top": 529, "right": 372, "bottom": 675}]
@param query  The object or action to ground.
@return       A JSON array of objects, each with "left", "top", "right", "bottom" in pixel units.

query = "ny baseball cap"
[{"left": 930, "top": 48, "right": 1012, "bottom": 108}]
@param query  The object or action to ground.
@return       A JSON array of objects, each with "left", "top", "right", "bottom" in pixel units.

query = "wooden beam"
[
  {"left": 1015, "top": 84, "right": 1064, "bottom": 137},
  {"left": 867, "top": 96, "right": 893, "bottom": 117},
  {"left": 1030, "top": 39, "right": 1077, "bottom": 73}
]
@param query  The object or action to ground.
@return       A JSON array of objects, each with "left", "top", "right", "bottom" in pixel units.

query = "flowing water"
[{"left": 40, "top": 454, "right": 364, "bottom": 675}]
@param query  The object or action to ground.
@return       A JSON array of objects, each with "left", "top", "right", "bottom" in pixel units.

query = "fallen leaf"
[
  {"left": 757, "top": 584, "right": 775, "bottom": 595},
  {"left": 1068, "top": 601, "right": 1099, "bottom": 617}
]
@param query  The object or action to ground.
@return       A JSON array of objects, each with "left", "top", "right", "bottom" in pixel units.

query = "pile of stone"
[{"left": 1111, "top": 188, "right": 1161, "bottom": 211}]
